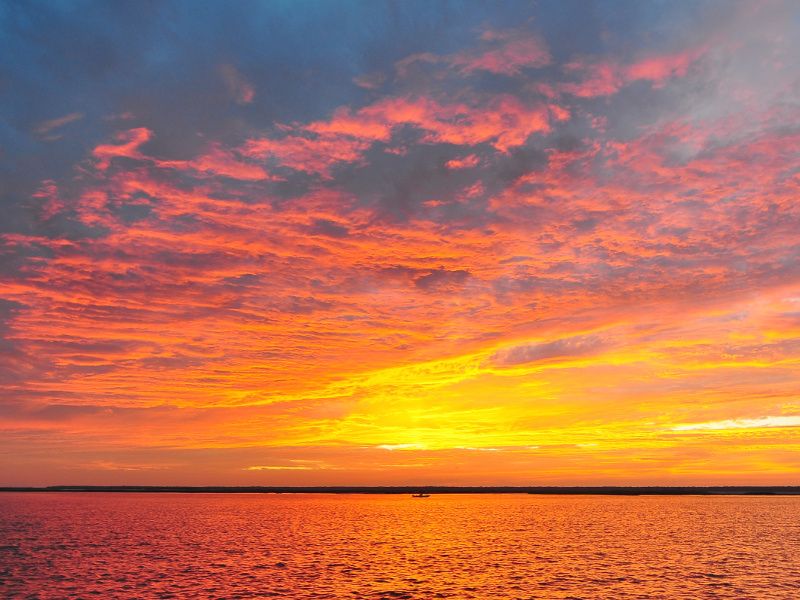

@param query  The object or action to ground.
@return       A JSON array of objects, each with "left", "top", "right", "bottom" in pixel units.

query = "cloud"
[
  {"left": 34, "top": 112, "right": 85, "bottom": 136},
  {"left": 445, "top": 155, "right": 479, "bottom": 170},
  {"left": 559, "top": 44, "right": 709, "bottom": 98},
  {"left": 157, "top": 145, "right": 272, "bottom": 180},
  {"left": 92, "top": 127, "right": 152, "bottom": 169},
  {"left": 396, "top": 28, "right": 551, "bottom": 78},
  {"left": 352, "top": 70, "right": 387, "bottom": 90},
  {"left": 376, "top": 444, "right": 424, "bottom": 450},
  {"left": 4, "top": 0, "right": 800, "bottom": 485},
  {"left": 245, "top": 465, "right": 313, "bottom": 470},
  {"left": 243, "top": 129, "right": 370, "bottom": 177},
  {"left": 218, "top": 64, "right": 255, "bottom": 104},
  {"left": 413, "top": 268, "right": 471, "bottom": 291},
  {"left": 492, "top": 334, "right": 609, "bottom": 366},
  {"left": 625, "top": 45, "right": 708, "bottom": 86},
  {"left": 308, "top": 218, "right": 350, "bottom": 239},
  {"left": 670, "top": 416, "right": 800, "bottom": 431},
  {"left": 308, "top": 95, "right": 558, "bottom": 154},
  {"left": 453, "top": 29, "right": 551, "bottom": 75}
]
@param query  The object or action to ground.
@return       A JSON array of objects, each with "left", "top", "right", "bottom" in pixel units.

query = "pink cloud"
[
  {"left": 561, "top": 61, "right": 623, "bottom": 97},
  {"left": 394, "top": 52, "right": 442, "bottom": 79},
  {"left": 560, "top": 45, "right": 709, "bottom": 98},
  {"left": 625, "top": 45, "right": 709, "bottom": 86},
  {"left": 218, "top": 64, "right": 255, "bottom": 104},
  {"left": 157, "top": 145, "right": 273, "bottom": 181},
  {"left": 452, "top": 30, "right": 551, "bottom": 75},
  {"left": 32, "top": 181, "right": 64, "bottom": 219},
  {"left": 352, "top": 70, "right": 388, "bottom": 90},
  {"left": 445, "top": 155, "right": 480, "bottom": 170}
]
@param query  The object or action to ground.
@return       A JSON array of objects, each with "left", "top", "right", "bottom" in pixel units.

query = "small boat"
[{"left": 411, "top": 493, "right": 430, "bottom": 498}]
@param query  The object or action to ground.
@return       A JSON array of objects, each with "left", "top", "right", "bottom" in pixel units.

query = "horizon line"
[{"left": 3, "top": 485, "right": 800, "bottom": 496}]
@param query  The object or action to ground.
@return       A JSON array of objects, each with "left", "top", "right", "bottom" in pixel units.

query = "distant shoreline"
[{"left": 2, "top": 485, "right": 800, "bottom": 495}]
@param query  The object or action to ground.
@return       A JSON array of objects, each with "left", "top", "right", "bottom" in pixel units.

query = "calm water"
[{"left": 1, "top": 493, "right": 799, "bottom": 599}]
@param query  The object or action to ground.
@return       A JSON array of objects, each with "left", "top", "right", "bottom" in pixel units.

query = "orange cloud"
[
  {"left": 307, "top": 95, "right": 554, "bottom": 154},
  {"left": 157, "top": 145, "right": 273, "bottom": 180},
  {"left": 243, "top": 129, "right": 371, "bottom": 176},
  {"left": 92, "top": 127, "right": 152, "bottom": 170},
  {"left": 445, "top": 155, "right": 480, "bottom": 170}
]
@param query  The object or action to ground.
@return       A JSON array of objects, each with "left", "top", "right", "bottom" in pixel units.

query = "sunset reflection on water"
[{"left": 2, "top": 492, "right": 799, "bottom": 599}]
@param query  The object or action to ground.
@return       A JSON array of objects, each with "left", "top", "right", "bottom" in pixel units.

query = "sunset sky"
[{"left": 3, "top": 0, "right": 800, "bottom": 486}]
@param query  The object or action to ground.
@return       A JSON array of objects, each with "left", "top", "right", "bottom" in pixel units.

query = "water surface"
[{"left": 1, "top": 492, "right": 798, "bottom": 599}]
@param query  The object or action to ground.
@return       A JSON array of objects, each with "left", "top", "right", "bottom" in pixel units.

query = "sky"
[{"left": 3, "top": 0, "right": 800, "bottom": 487}]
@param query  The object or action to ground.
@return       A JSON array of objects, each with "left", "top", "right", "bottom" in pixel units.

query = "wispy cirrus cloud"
[
  {"left": 492, "top": 335, "right": 610, "bottom": 366},
  {"left": 670, "top": 416, "right": 800, "bottom": 432},
  {"left": 34, "top": 112, "right": 85, "bottom": 137}
]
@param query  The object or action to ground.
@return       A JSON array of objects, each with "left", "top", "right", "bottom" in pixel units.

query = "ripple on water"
[{"left": 1, "top": 493, "right": 800, "bottom": 599}]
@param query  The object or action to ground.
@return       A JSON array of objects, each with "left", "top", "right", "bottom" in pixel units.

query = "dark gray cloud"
[
  {"left": 0, "top": 298, "right": 40, "bottom": 387},
  {"left": 414, "top": 268, "right": 471, "bottom": 291},
  {"left": 308, "top": 219, "right": 350, "bottom": 239}
]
